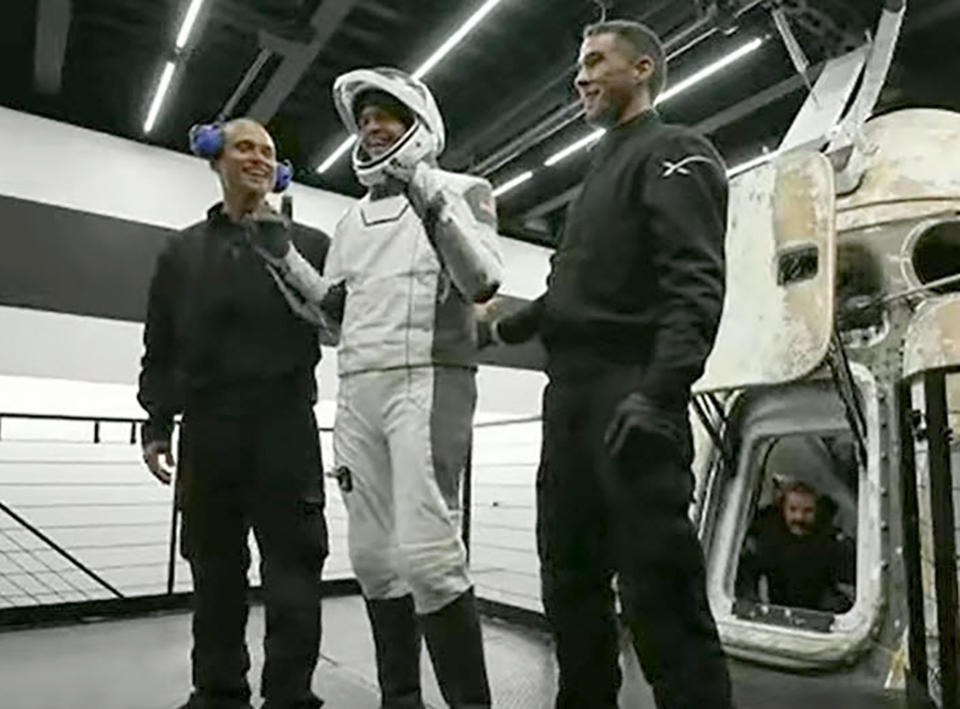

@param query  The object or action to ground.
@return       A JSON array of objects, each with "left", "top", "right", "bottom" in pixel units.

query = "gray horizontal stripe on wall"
[
  {"left": 0, "top": 195, "right": 174, "bottom": 322},
  {"left": 0, "top": 193, "right": 541, "bottom": 370}
]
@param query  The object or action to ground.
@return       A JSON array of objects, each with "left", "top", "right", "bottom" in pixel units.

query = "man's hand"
[
  {"left": 475, "top": 296, "right": 505, "bottom": 322},
  {"left": 246, "top": 207, "right": 291, "bottom": 262},
  {"left": 476, "top": 319, "right": 495, "bottom": 349},
  {"left": 143, "top": 440, "right": 176, "bottom": 485},
  {"left": 474, "top": 298, "right": 505, "bottom": 349},
  {"left": 392, "top": 162, "right": 444, "bottom": 219},
  {"left": 604, "top": 392, "right": 666, "bottom": 459}
]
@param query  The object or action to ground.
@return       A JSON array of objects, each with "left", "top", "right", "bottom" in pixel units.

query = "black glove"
[
  {"left": 604, "top": 391, "right": 683, "bottom": 459},
  {"left": 246, "top": 209, "right": 291, "bottom": 261},
  {"left": 321, "top": 281, "right": 347, "bottom": 325}
]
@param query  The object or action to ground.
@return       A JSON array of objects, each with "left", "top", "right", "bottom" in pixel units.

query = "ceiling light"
[
  {"left": 655, "top": 37, "right": 764, "bottom": 105},
  {"left": 726, "top": 150, "right": 777, "bottom": 177},
  {"left": 543, "top": 129, "right": 605, "bottom": 167},
  {"left": 144, "top": 61, "right": 177, "bottom": 134},
  {"left": 492, "top": 171, "right": 534, "bottom": 197},
  {"left": 317, "top": 135, "right": 357, "bottom": 174},
  {"left": 175, "top": 0, "right": 205, "bottom": 50},
  {"left": 316, "top": 0, "right": 508, "bottom": 173},
  {"left": 413, "top": 0, "right": 507, "bottom": 79},
  {"left": 543, "top": 37, "right": 765, "bottom": 168}
]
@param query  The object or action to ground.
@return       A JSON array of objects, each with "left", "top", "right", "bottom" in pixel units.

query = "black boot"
[
  {"left": 365, "top": 595, "right": 425, "bottom": 709},
  {"left": 419, "top": 588, "right": 491, "bottom": 708}
]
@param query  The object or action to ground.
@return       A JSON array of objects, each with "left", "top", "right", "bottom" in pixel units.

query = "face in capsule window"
[{"left": 734, "top": 432, "right": 859, "bottom": 616}]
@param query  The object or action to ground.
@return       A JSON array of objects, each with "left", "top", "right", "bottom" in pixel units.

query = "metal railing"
[
  {"left": 0, "top": 413, "right": 149, "bottom": 612},
  {"left": 0, "top": 412, "right": 357, "bottom": 624},
  {"left": 898, "top": 365, "right": 960, "bottom": 709},
  {"left": 0, "top": 409, "right": 544, "bottom": 625},
  {"left": 466, "top": 415, "right": 543, "bottom": 614}
]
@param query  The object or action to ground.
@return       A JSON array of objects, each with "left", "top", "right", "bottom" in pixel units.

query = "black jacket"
[
  {"left": 736, "top": 505, "right": 855, "bottom": 613},
  {"left": 499, "top": 110, "right": 728, "bottom": 404},
  {"left": 137, "top": 204, "right": 330, "bottom": 444}
]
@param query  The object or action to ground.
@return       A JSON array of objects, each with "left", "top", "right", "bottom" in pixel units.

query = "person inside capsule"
[{"left": 737, "top": 477, "right": 856, "bottom": 614}]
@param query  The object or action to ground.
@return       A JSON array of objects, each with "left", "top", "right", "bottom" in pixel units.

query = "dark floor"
[
  {"left": 0, "top": 593, "right": 910, "bottom": 708},
  {"left": 0, "top": 594, "right": 655, "bottom": 709}
]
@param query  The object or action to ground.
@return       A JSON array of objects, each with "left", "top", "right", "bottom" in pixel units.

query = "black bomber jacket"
[{"left": 499, "top": 110, "right": 728, "bottom": 404}]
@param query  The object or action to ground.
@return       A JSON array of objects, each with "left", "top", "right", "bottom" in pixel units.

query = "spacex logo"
[{"left": 661, "top": 155, "right": 717, "bottom": 178}]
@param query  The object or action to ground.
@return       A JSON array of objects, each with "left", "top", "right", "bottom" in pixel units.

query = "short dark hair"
[
  {"left": 782, "top": 480, "right": 818, "bottom": 500},
  {"left": 583, "top": 19, "right": 667, "bottom": 98},
  {"left": 353, "top": 89, "right": 414, "bottom": 129}
]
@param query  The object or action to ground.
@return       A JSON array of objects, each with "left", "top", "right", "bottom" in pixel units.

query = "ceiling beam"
[
  {"left": 34, "top": 0, "right": 72, "bottom": 95},
  {"left": 904, "top": 0, "right": 960, "bottom": 35},
  {"left": 472, "top": 101, "right": 584, "bottom": 177},
  {"left": 522, "top": 184, "right": 582, "bottom": 221},
  {"left": 247, "top": 0, "right": 361, "bottom": 122},
  {"left": 695, "top": 69, "right": 807, "bottom": 135},
  {"left": 445, "top": 56, "right": 575, "bottom": 172}
]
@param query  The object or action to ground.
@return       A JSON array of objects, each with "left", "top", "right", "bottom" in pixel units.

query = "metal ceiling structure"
[{"left": 3, "top": 0, "right": 959, "bottom": 244}]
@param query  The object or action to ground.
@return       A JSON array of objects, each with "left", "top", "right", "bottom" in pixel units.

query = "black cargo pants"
[
  {"left": 178, "top": 403, "right": 328, "bottom": 709},
  {"left": 537, "top": 368, "right": 733, "bottom": 709}
]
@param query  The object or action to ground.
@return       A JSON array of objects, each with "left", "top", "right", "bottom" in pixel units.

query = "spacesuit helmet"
[{"left": 333, "top": 67, "right": 446, "bottom": 187}]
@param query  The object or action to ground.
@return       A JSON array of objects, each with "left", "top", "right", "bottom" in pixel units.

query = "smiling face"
[
  {"left": 214, "top": 119, "right": 277, "bottom": 201},
  {"left": 783, "top": 489, "right": 818, "bottom": 537},
  {"left": 575, "top": 32, "right": 655, "bottom": 128},
  {"left": 358, "top": 103, "right": 410, "bottom": 160}
]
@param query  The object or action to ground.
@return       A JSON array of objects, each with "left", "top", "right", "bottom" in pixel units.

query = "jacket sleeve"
[
  {"left": 495, "top": 295, "right": 545, "bottom": 345},
  {"left": 637, "top": 132, "right": 728, "bottom": 404},
  {"left": 417, "top": 172, "right": 504, "bottom": 303},
  {"left": 266, "top": 222, "right": 346, "bottom": 346},
  {"left": 137, "top": 244, "right": 182, "bottom": 445}
]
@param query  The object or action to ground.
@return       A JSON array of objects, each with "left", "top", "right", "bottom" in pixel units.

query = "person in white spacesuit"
[{"left": 247, "top": 67, "right": 503, "bottom": 708}]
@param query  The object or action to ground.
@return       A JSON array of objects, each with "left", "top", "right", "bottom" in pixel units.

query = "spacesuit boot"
[
  {"left": 419, "top": 588, "right": 491, "bottom": 708},
  {"left": 365, "top": 595, "right": 425, "bottom": 709}
]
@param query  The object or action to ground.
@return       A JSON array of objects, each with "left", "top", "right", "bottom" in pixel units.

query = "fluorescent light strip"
[
  {"left": 413, "top": 0, "right": 507, "bottom": 79},
  {"left": 318, "top": 135, "right": 358, "bottom": 174},
  {"left": 144, "top": 61, "right": 177, "bottom": 134},
  {"left": 492, "top": 170, "right": 534, "bottom": 197},
  {"left": 175, "top": 0, "right": 205, "bottom": 50},
  {"left": 317, "top": 0, "right": 507, "bottom": 173},
  {"left": 655, "top": 37, "right": 764, "bottom": 105},
  {"left": 141, "top": 0, "right": 205, "bottom": 135},
  {"left": 544, "top": 128, "right": 605, "bottom": 167},
  {"left": 543, "top": 37, "right": 765, "bottom": 168},
  {"left": 726, "top": 150, "right": 776, "bottom": 177}
]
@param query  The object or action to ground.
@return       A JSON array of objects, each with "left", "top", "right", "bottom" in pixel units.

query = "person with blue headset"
[{"left": 138, "top": 117, "right": 330, "bottom": 709}]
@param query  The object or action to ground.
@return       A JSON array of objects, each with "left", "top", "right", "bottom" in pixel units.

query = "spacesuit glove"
[
  {"left": 401, "top": 162, "right": 446, "bottom": 221},
  {"left": 245, "top": 207, "right": 291, "bottom": 263},
  {"left": 604, "top": 391, "right": 672, "bottom": 459}
]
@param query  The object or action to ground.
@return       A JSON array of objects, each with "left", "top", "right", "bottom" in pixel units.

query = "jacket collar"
[
  {"left": 606, "top": 108, "right": 659, "bottom": 142},
  {"left": 587, "top": 108, "right": 659, "bottom": 168},
  {"left": 205, "top": 201, "right": 272, "bottom": 227},
  {"left": 206, "top": 202, "right": 231, "bottom": 226}
]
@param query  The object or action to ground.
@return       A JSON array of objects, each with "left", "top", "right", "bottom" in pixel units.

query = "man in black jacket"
[
  {"left": 479, "top": 20, "right": 734, "bottom": 709},
  {"left": 736, "top": 481, "right": 856, "bottom": 613},
  {"left": 138, "top": 118, "right": 330, "bottom": 709}
]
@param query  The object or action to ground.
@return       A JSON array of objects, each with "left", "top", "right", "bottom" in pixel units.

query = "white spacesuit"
[{"left": 261, "top": 67, "right": 502, "bottom": 708}]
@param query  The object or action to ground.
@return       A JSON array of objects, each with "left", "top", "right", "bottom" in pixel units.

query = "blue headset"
[{"left": 189, "top": 123, "right": 293, "bottom": 193}]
